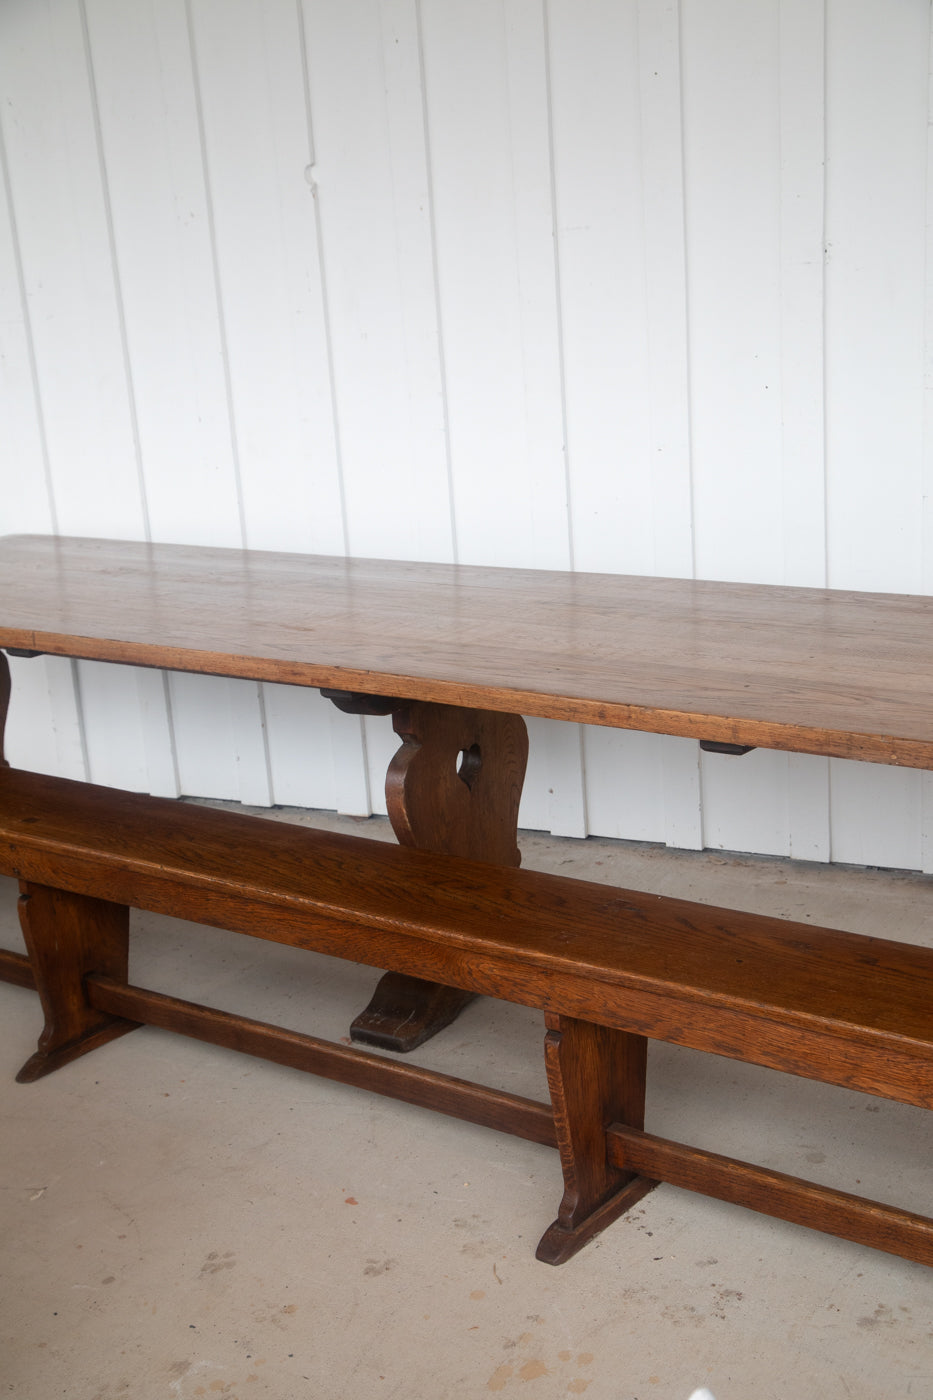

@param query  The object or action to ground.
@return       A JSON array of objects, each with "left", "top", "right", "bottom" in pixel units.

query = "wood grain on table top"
[{"left": 0, "top": 533, "right": 931, "bottom": 768}]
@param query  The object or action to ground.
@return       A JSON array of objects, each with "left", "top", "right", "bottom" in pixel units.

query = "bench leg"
[
  {"left": 350, "top": 701, "right": 529, "bottom": 1052},
  {"left": 0, "top": 651, "right": 10, "bottom": 767},
  {"left": 536, "top": 1013, "right": 658, "bottom": 1265},
  {"left": 15, "top": 881, "right": 140, "bottom": 1083}
]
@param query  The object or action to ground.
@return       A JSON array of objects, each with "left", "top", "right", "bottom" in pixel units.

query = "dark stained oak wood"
[
  {"left": 15, "top": 881, "right": 139, "bottom": 1083},
  {"left": 350, "top": 700, "right": 528, "bottom": 1051},
  {"left": 536, "top": 1012, "right": 656, "bottom": 1264},
  {"left": 2, "top": 533, "right": 933, "bottom": 767},
  {"left": 385, "top": 701, "right": 528, "bottom": 867},
  {"left": 0, "top": 650, "right": 9, "bottom": 766},
  {"left": 0, "top": 947, "right": 35, "bottom": 989},
  {"left": 86, "top": 975, "right": 557, "bottom": 1148},
  {"left": 3, "top": 533, "right": 933, "bottom": 1269},
  {"left": 607, "top": 1126, "right": 933, "bottom": 1268},
  {"left": 1, "top": 767, "right": 932, "bottom": 1104},
  {"left": 3, "top": 766, "right": 933, "bottom": 1265}
]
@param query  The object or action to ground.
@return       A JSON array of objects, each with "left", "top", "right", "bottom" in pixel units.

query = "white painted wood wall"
[{"left": 2, "top": 0, "right": 932, "bottom": 871}]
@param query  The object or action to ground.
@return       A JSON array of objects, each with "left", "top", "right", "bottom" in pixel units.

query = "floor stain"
[
  {"left": 487, "top": 1361, "right": 514, "bottom": 1391},
  {"left": 518, "top": 1358, "right": 549, "bottom": 1380},
  {"left": 200, "top": 1251, "right": 236, "bottom": 1276},
  {"left": 488, "top": 1346, "right": 597, "bottom": 1390},
  {"left": 858, "top": 1304, "right": 897, "bottom": 1330}
]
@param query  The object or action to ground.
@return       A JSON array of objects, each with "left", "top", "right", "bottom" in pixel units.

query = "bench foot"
[
  {"left": 541, "top": 1012, "right": 650, "bottom": 1262},
  {"left": 536, "top": 1173, "right": 659, "bottom": 1265},
  {"left": 16, "top": 1017, "right": 140, "bottom": 1083},
  {"left": 350, "top": 972, "right": 478, "bottom": 1052},
  {"left": 15, "top": 881, "right": 139, "bottom": 1082}
]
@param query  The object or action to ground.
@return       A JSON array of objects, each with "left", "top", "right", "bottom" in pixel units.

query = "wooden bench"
[{"left": 2, "top": 765, "right": 932, "bottom": 1268}]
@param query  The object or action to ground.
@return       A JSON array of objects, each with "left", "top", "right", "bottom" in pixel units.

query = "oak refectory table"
[{"left": 0, "top": 533, "right": 932, "bottom": 1267}]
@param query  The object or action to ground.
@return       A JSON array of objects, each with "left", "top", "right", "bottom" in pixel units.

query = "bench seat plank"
[{"left": 1, "top": 767, "right": 932, "bottom": 1108}]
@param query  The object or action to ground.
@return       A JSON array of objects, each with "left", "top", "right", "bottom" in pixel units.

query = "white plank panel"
[
  {"left": 136, "top": 668, "right": 180, "bottom": 799},
  {"left": 546, "top": 0, "right": 653, "bottom": 575},
  {"left": 168, "top": 672, "right": 270, "bottom": 804},
  {"left": 77, "top": 660, "right": 151, "bottom": 793},
  {"left": 636, "top": 0, "right": 694, "bottom": 580},
  {"left": 0, "top": 0, "right": 145, "bottom": 539},
  {"left": 421, "top": 0, "right": 568, "bottom": 568},
  {"left": 264, "top": 684, "right": 338, "bottom": 811},
  {"left": 301, "top": 0, "right": 452, "bottom": 564},
  {"left": 228, "top": 680, "right": 273, "bottom": 808},
  {"left": 83, "top": 0, "right": 242, "bottom": 549},
  {"left": 363, "top": 713, "right": 399, "bottom": 821},
  {"left": 822, "top": 0, "right": 928, "bottom": 871},
  {"left": 824, "top": 0, "right": 927, "bottom": 595},
  {"left": 4, "top": 655, "right": 86, "bottom": 781},
  {"left": 521, "top": 717, "right": 586, "bottom": 838},
  {"left": 661, "top": 736, "right": 703, "bottom": 851},
  {"left": 700, "top": 749, "right": 830, "bottom": 861},
  {"left": 681, "top": 0, "right": 784, "bottom": 585},
  {"left": 582, "top": 728, "right": 666, "bottom": 844},
  {"left": 582, "top": 730, "right": 700, "bottom": 852},
  {"left": 830, "top": 759, "right": 923, "bottom": 873},
  {"left": 166, "top": 681, "right": 261, "bottom": 807},
  {"left": 169, "top": 672, "right": 237, "bottom": 802},
  {"left": 189, "top": 0, "right": 344, "bottom": 556},
  {"left": 328, "top": 709, "right": 373, "bottom": 818},
  {"left": 778, "top": 0, "right": 827, "bottom": 587},
  {"left": 0, "top": 123, "right": 55, "bottom": 540},
  {"left": 0, "top": 0, "right": 159, "bottom": 794}
]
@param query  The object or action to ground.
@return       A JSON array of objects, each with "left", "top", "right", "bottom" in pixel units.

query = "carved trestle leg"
[
  {"left": 347, "top": 699, "right": 529, "bottom": 1052},
  {"left": 0, "top": 650, "right": 10, "bottom": 767},
  {"left": 535, "top": 1013, "right": 658, "bottom": 1265},
  {"left": 15, "top": 882, "right": 140, "bottom": 1083},
  {"left": 0, "top": 652, "right": 40, "bottom": 990}
]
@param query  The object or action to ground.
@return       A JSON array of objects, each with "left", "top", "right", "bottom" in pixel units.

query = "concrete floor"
[{"left": 1, "top": 806, "right": 932, "bottom": 1400}]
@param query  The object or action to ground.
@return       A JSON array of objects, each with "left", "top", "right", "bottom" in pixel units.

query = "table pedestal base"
[
  {"left": 350, "top": 974, "right": 477, "bottom": 1053},
  {"left": 327, "top": 696, "right": 529, "bottom": 1054}
]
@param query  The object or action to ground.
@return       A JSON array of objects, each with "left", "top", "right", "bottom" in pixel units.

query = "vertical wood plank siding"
[{"left": 0, "top": 0, "right": 930, "bottom": 870}]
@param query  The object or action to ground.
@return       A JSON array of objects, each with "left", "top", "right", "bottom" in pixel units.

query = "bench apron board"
[{"left": 0, "top": 534, "right": 931, "bottom": 1268}]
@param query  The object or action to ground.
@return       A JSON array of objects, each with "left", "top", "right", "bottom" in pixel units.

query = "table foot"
[{"left": 350, "top": 971, "right": 478, "bottom": 1053}]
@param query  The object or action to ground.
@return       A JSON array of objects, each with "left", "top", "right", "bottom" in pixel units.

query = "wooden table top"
[{"left": 1, "top": 534, "right": 931, "bottom": 769}]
